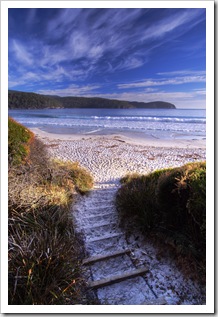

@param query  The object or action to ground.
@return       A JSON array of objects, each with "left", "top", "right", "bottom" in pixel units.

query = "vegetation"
[
  {"left": 8, "top": 118, "right": 94, "bottom": 304},
  {"left": 50, "top": 160, "right": 94, "bottom": 195},
  {"left": 9, "top": 90, "right": 176, "bottom": 109},
  {"left": 8, "top": 117, "right": 34, "bottom": 164},
  {"left": 8, "top": 90, "right": 62, "bottom": 109},
  {"left": 116, "top": 162, "right": 206, "bottom": 279}
]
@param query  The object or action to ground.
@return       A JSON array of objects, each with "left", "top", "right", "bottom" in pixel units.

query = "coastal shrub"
[
  {"left": 156, "top": 167, "right": 190, "bottom": 230},
  {"left": 183, "top": 162, "right": 206, "bottom": 245},
  {"left": 116, "top": 162, "right": 206, "bottom": 262},
  {"left": 51, "top": 160, "right": 93, "bottom": 195},
  {"left": 116, "top": 169, "right": 171, "bottom": 229},
  {"left": 8, "top": 119, "right": 94, "bottom": 304},
  {"left": 156, "top": 162, "right": 206, "bottom": 249},
  {"left": 8, "top": 117, "right": 33, "bottom": 164}
]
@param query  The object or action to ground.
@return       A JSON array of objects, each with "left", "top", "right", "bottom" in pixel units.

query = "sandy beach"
[{"left": 31, "top": 127, "right": 206, "bottom": 185}]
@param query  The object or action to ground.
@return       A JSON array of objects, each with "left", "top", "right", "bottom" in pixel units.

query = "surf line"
[{"left": 84, "top": 129, "right": 102, "bottom": 134}]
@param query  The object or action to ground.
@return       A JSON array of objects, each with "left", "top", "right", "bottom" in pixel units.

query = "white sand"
[
  {"left": 32, "top": 127, "right": 206, "bottom": 305},
  {"left": 31, "top": 127, "right": 206, "bottom": 148},
  {"left": 31, "top": 128, "right": 206, "bottom": 184}
]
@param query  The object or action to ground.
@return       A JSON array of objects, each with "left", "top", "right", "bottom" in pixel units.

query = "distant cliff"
[{"left": 8, "top": 90, "right": 176, "bottom": 109}]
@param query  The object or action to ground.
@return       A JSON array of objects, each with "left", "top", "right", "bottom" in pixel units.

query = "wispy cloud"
[
  {"left": 45, "top": 9, "right": 147, "bottom": 70},
  {"left": 118, "top": 76, "right": 206, "bottom": 89},
  {"left": 141, "top": 9, "right": 204, "bottom": 41},
  {"left": 8, "top": 63, "right": 91, "bottom": 90},
  {"left": 157, "top": 70, "right": 206, "bottom": 76},
  {"left": 8, "top": 8, "right": 206, "bottom": 108},
  {"left": 35, "top": 83, "right": 205, "bottom": 109},
  {"left": 84, "top": 89, "right": 206, "bottom": 109},
  {"left": 26, "top": 8, "right": 37, "bottom": 25},
  {"left": 37, "top": 84, "right": 101, "bottom": 97},
  {"left": 11, "top": 40, "right": 33, "bottom": 66},
  {"left": 10, "top": 8, "right": 205, "bottom": 81},
  {"left": 118, "top": 71, "right": 206, "bottom": 89}
]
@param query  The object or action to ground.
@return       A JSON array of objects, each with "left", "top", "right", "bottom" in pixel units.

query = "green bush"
[
  {"left": 157, "top": 167, "right": 190, "bottom": 230},
  {"left": 8, "top": 117, "right": 33, "bottom": 165},
  {"left": 157, "top": 162, "right": 206, "bottom": 245},
  {"left": 184, "top": 162, "right": 206, "bottom": 244},
  {"left": 116, "top": 162, "right": 206, "bottom": 262},
  {"left": 116, "top": 169, "right": 171, "bottom": 229}
]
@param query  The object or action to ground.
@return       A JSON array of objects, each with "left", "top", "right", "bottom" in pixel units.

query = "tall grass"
[
  {"left": 8, "top": 118, "right": 94, "bottom": 304},
  {"left": 116, "top": 162, "right": 206, "bottom": 280}
]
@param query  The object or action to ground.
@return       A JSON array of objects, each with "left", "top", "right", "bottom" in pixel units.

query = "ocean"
[{"left": 8, "top": 108, "right": 206, "bottom": 141}]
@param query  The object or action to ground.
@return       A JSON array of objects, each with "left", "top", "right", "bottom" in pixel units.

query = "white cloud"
[
  {"left": 35, "top": 83, "right": 206, "bottom": 109},
  {"left": 194, "top": 89, "right": 206, "bottom": 95},
  {"left": 116, "top": 56, "right": 145, "bottom": 71},
  {"left": 37, "top": 84, "right": 101, "bottom": 97},
  {"left": 46, "top": 9, "right": 82, "bottom": 38},
  {"left": 118, "top": 75, "right": 206, "bottom": 89},
  {"left": 141, "top": 9, "right": 204, "bottom": 42},
  {"left": 8, "top": 8, "right": 206, "bottom": 108},
  {"left": 12, "top": 40, "right": 33, "bottom": 66},
  {"left": 26, "top": 9, "right": 37, "bottom": 25},
  {"left": 84, "top": 90, "right": 206, "bottom": 109},
  {"left": 9, "top": 9, "right": 206, "bottom": 82},
  {"left": 157, "top": 70, "right": 206, "bottom": 76},
  {"left": 40, "top": 9, "right": 150, "bottom": 72},
  {"left": 88, "top": 45, "right": 104, "bottom": 59}
]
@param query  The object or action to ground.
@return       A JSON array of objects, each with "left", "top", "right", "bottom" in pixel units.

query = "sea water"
[{"left": 8, "top": 108, "right": 206, "bottom": 141}]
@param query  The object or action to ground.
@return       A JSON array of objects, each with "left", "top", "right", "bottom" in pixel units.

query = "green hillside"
[
  {"left": 8, "top": 90, "right": 63, "bottom": 109},
  {"left": 9, "top": 90, "right": 176, "bottom": 109}
]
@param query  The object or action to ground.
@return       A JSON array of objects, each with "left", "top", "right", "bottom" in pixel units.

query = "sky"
[{"left": 8, "top": 8, "right": 206, "bottom": 108}]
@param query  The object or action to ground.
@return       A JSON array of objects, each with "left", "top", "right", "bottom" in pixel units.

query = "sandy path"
[{"left": 33, "top": 129, "right": 206, "bottom": 305}]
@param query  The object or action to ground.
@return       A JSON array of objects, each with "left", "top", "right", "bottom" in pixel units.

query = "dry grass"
[
  {"left": 51, "top": 159, "right": 94, "bottom": 195},
  {"left": 8, "top": 119, "right": 94, "bottom": 305}
]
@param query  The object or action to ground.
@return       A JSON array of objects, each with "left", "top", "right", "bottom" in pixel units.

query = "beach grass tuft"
[
  {"left": 8, "top": 119, "right": 94, "bottom": 305},
  {"left": 51, "top": 159, "right": 94, "bottom": 195},
  {"left": 116, "top": 162, "right": 206, "bottom": 280}
]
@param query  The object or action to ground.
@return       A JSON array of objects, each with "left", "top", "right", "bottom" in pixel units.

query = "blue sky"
[{"left": 8, "top": 8, "right": 206, "bottom": 108}]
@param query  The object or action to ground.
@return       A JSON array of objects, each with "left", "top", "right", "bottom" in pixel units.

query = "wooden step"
[
  {"left": 87, "top": 232, "right": 123, "bottom": 243},
  {"left": 94, "top": 186, "right": 117, "bottom": 191},
  {"left": 78, "top": 211, "right": 117, "bottom": 220},
  {"left": 82, "top": 249, "right": 131, "bottom": 265},
  {"left": 88, "top": 266, "right": 149, "bottom": 289},
  {"left": 142, "top": 297, "right": 167, "bottom": 305},
  {"left": 83, "top": 221, "right": 117, "bottom": 231},
  {"left": 86, "top": 204, "right": 113, "bottom": 211}
]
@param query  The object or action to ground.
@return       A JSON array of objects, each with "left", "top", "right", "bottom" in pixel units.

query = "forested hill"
[
  {"left": 8, "top": 90, "right": 176, "bottom": 109},
  {"left": 8, "top": 90, "right": 62, "bottom": 109}
]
